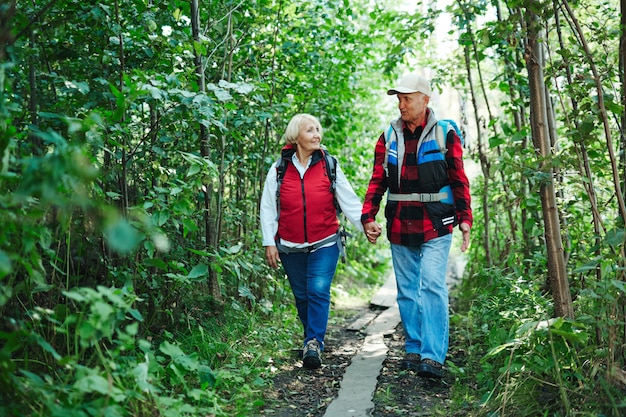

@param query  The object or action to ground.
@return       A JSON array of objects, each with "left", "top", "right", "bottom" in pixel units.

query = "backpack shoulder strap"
[
  {"left": 436, "top": 119, "right": 465, "bottom": 151},
  {"left": 275, "top": 156, "right": 287, "bottom": 182},
  {"left": 274, "top": 157, "right": 287, "bottom": 221},
  {"left": 321, "top": 150, "right": 341, "bottom": 214},
  {"left": 382, "top": 124, "right": 395, "bottom": 176},
  {"left": 322, "top": 150, "right": 337, "bottom": 192}
]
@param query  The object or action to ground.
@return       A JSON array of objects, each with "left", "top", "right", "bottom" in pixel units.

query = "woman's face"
[{"left": 296, "top": 121, "right": 322, "bottom": 154}]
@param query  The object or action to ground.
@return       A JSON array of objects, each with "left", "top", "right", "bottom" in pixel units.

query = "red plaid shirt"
[{"left": 361, "top": 112, "right": 472, "bottom": 246}]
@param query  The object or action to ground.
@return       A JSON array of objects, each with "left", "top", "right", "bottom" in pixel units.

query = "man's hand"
[
  {"left": 364, "top": 221, "right": 382, "bottom": 244},
  {"left": 265, "top": 245, "right": 280, "bottom": 269},
  {"left": 459, "top": 222, "right": 471, "bottom": 252}
]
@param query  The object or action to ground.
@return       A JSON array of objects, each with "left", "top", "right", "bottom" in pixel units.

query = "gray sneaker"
[{"left": 302, "top": 339, "right": 322, "bottom": 369}]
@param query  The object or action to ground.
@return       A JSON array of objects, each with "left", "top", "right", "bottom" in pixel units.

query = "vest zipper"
[{"left": 300, "top": 177, "right": 307, "bottom": 242}]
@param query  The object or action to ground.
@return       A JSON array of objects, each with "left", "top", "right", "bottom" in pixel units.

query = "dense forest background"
[{"left": 1, "top": 0, "right": 625, "bottom": 415}]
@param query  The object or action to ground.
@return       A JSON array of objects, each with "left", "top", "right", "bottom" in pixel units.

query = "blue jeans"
[
  {"left": 280, "top": 243, "right": 339, "bottom": 350},
  {"left": 391, "top": 234, "right": 452, "bottom": 364}
]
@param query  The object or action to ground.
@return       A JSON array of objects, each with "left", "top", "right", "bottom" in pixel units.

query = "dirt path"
[
  {"left": 256, "top": 273, "right": 463, "bottom": 417},
  {"left": 323, "top": 304, "right": 400, "bottom": 416}
]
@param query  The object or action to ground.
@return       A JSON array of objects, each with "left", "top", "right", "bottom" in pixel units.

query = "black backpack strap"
[
  {"left": 275, "top": 157, "right": 287, "bottom": 221},
  {"left": 322, "top": 150, "right": 341, "bottom": 214}
]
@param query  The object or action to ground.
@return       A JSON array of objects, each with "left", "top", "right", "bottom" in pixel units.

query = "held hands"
[
  {"left": 265, "top": 245, "right": 280, "bottom": 269},
  {"left": 364, "top": 222, "right": 383, "bottom": 244},
  {"left": 460, "top": 222, "right": 471, "bottom": 252}
]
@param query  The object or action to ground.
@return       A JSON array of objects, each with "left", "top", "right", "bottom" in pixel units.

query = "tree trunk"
[
  {"left": 191, "top": 0, "right": 221, "bottom": 302},
  {"left": 525, "top": 8, "right": 573, "bottom": 319},
  {"left": 552, "top": 0, "right": 604, "bottom": 279},
  {"left": 622, "top": 0, "right": 626, "bottom": 197},
  {"left": 461, "top": 26, "right": 492, "bottom": 268}
]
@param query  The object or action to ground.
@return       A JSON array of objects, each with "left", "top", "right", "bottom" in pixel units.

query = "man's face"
[{"left": 397, "top": 92, "right": 429, "bottom": 127}]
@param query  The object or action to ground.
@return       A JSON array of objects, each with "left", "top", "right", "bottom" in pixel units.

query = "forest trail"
[
  {"left": 322, "top": 278, "right": 400, "bottom": 417},
  {"left": 259, "top": 265, "right": 462, "bottom": 417}
]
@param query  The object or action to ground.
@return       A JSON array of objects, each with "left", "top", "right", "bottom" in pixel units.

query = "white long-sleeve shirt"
[{"left": 260, "top": 153, "right": 364, "bottom": 248}]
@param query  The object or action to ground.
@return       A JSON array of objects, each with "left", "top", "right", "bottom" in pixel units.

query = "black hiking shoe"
[
  {"left": 302, "top": 339, "right": 322, "bottom": 369},
  {"left": 416, "top": 358, "right": 443, "bottom": 379},
  {"left": 400, "top": 353, "right": 422, "bottom": 371}
]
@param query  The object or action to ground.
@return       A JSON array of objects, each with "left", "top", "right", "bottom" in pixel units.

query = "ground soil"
[{"left": 256, "top": 304, "right": 467, "bottom": 417}]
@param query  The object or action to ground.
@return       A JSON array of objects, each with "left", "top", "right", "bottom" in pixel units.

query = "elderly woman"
[{"left": 260, "top": 113, "right": 367, "bottom": 369}]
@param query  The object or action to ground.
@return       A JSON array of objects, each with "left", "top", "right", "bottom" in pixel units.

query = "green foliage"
[
  {"left": 2, "top": 0, "right": 393, "bottom": 415},
  {"left": 0, "top": 281, "right": 297, "bottom": 417},
  {"left": 445, "top": 0, "right": 626, "bottom": 410},
  {"left": 451, "top": 265, "right": 626, "bottom": 416},
  {"left": 3, "top": 0, "right": 626, "bottom": 415}
]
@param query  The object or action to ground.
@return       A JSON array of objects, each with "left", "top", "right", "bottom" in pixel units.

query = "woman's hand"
[{"left": 265, "top": 245, "right": 280, "bottom": 269}]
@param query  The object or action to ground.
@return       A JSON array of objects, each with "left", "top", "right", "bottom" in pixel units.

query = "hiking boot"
[
  {"left": 302, "top": 339, "right": 322, "bottom": 369},
  {"left": 416, "top": 358, "right": 443, "bottom": 379},
  {"left": 400, "top": 353, "right": 421, "bottom": 371}
]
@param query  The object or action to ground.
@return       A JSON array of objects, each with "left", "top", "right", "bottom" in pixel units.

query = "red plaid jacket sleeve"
[
  {"left": 361, "top": 133, "right": 388, "bottom": 225},
  {"left": 446, "top": 130, "right": 472, "bottom": 227}
]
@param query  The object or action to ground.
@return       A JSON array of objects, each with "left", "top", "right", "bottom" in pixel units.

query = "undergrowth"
[
  {"left": 446, "top": 266, "right": 626, "bottom": 417},
  {"left": 0, "top": 231, "right": 387, "bottom": 417}
]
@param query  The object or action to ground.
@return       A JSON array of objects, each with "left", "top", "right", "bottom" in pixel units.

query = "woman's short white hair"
[{"left": 283, "top": 113, "right": 323, "bottom": 145}]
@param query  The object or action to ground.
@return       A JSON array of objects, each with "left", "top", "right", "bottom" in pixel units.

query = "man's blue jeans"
[
  {"left": 280, "top": 243, "right": 339, "bottom": 350},
  {"left": 391, "top": 234, "right": 452, "bottom": 364}
]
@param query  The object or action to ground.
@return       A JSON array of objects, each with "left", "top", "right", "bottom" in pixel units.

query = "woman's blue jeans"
[
  {"left": 391, "top": 234, "right": 452, "bottom": 364},
  {"left": 280, "top": 243, "right": 339, "bottom": 350}
]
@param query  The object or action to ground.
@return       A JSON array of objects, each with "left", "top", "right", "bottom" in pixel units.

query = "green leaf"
[
  {"left": 105, "top": 220, "right": 141, "bottom": 254},
  {"left": 485, "top": 340, "right": 518, "bottom": 357},
  {"left": 208, "top": 84, "right": 232, "bottom": 101},
  {"left": 128, "top": 308, "right": 144, "bottom": 322},
  {"left": 238, "top": 286, "right": 256, "bottom": 301},
  {"left": 160, "top": 341, "right": 198, "bottom": 371},
  {"left": 160, "top": 340, "right": 185, "bottom": 359},
  {"left": 489, "top": 135, "right": 505, "bottom": 148},
  {"left": 603, "top": 228, "right": 625, "bottom": 247},
  {"left": 152, "top": 211, "right": 170, "bottom": 227},
  {"left": 218, "top": 80, "right": 254, "bottom": 95},
  {"left": 63, "top": 290, "right": 87, "bottom": 303},
  {"left": 132, "top": 361, "right": 159, "bottom": 394},
  {"left": 186, "top": 164, "right": 200, "bottom": 177},
  {"left": 550, "top": 328, "right": 588, "bottom": 344},
  {"left": 199, "top": 365, "right": 216, "bottom": 387},
  {"left": 187, "top": 264, "right": 208, "bottom": 279},
  {"left": 182, "top": 218, "right": 198, "bottom": 237},
  {"left": 574, "top": 257, "right": 601, "bottom": 273},
  {"left": 125, "top": 322, "right": 139, "bottom": 336},
  {"left": 34, "top": 334, "right": 61, "bottom": 360},
  {"left": 0, "top": 250, "right": 11, "bottom": 277},
  {"left": 144, "top": 257, "right": 168, "bottom": 269},
  {"left": 611, "top": 279, "right": 626, "bottom": 294},
  {"left": 223, "top": 243, "right": 243, "bottom": 254},
  {"left": 74, "top": 373, "right": 126, "bottom": 402},
  {"left": 92, "top": 300, "right": 114, "bottom": 318}
]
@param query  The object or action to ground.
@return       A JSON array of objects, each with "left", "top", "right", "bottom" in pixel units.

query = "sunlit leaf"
[{"left": 239, "top": 286, "right": 256, "bottom": 301}]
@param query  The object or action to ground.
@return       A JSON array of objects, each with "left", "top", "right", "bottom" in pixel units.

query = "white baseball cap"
[{"left": 387, "top": 73, "right": 432, "bottom": 97}]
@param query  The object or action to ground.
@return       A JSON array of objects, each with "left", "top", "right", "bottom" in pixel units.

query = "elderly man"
[{"left": 362, "top": 73, "right": 472, "bottom": 378}]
